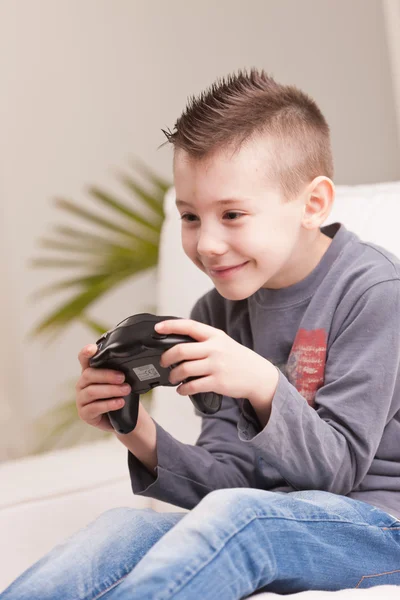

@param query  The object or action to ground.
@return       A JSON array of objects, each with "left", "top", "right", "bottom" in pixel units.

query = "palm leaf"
[
  {"left": 52, "top": 225, "right": 132, "bottom": 246},
  {"left": 35, "top": 238, "right": 114, "bottom": 255},
  {"left": 117, "top": 174, "right": 166, "bottom": 218},
  {"left": 129, "top": 157, "right": 171, "bottom": 195},
  {"left": 30, "top": 164, "right": 169, "bottom": 339},
  {"left": 30, "top": 161, "right": 169, "bottom": 451},
  {"left": 30, "top": 238, "right": 150, "bottom": 270},
  {"left": 29, "top": 248, "right": 158, "bottom": 340},
  {"left": 87, "top": 186, "right": 163, "bottom": 232},
  {"left": 53, "top": 198, "right": 159, "bottom": 246},
  {"left": 78, "top": 315, "right": 110, "bottom": 336},
  {"left": 30, "top": 275, "right": 107, "bottom": 301}
]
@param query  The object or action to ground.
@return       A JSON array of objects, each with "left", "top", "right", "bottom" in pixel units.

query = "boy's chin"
[{"left": 212, "top": 281, "right": 258, "bottom": 301}]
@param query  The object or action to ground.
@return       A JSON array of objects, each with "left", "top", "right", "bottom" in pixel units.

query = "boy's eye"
[{"left": 180, "top": 212, "right": 243, "bottom": 222}]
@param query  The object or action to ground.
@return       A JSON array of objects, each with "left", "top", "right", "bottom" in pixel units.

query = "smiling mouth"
[{"left": 208, "top": 261, "right": 249, "bottom": 277}]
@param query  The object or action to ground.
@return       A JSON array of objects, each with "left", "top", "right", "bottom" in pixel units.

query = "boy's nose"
[{"left": 197, "top": 230, "right": 228, "bottom": 257}]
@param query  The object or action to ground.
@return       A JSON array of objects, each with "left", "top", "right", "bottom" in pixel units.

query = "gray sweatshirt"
[{"left": 128, "top": 222, "right": 400, "bottom": 520}]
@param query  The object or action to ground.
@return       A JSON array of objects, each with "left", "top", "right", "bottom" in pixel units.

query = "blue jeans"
[{"left": 2, "top": 489, "right": 400, "bottom": 599}]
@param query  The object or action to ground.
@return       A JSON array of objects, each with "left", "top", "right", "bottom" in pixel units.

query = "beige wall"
[
  {"left": 383, "top": 0, "right": 400, "bottom": 145},
  {"left": 0, "top": 0, "right": 399, "bottom": 460}
]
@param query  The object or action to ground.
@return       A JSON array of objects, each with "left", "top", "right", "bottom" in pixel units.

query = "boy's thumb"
[{"left": 78, "top": 344, "right": 98, "bottom": 372}]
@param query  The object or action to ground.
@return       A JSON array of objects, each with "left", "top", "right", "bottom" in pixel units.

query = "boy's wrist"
[
  {"left": 247, "top": 360, "right": 279, "bottom": 428},
  {"left": 115, "top": 403, "right": 158, "bottom": 472}
]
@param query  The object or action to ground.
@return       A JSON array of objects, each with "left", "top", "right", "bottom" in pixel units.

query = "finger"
[
  {"left": 79, "top": 367, "right": 126, "bottom": 389},
  {"left": 92, "top": 414, "right": 116, "bottom": 433},
  {"left": 176, "top": 374, "right": 215, "bottom": 397},
  {"left": 80, "top": 397, "right": 126, "bottom": 424},
  {"left": 160, "top": 342, "right": 207, "bottom": 369},
  {"left": 155, "top": 319, "right": 216, "bottom": 341},
  {"left": 168, "top": 357, "right": 209, "bottom": 384},
  {"left": 78, "top": 344, "right": 98, "bottom": 373},
  {"left": 78, "top": 383, "right": 131, "bottom": 408}
]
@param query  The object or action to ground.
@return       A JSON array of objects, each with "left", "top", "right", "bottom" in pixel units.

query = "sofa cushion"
[{"left": 0, "top": 437, "right": 150, "bottom": 592}]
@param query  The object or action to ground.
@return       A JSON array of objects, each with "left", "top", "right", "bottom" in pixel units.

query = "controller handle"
[{"left": 109, "top": 388, "right": 141, "bottom": 434}]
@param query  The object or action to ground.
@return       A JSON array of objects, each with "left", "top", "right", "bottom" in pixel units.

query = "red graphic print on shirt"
[{"left": 286, "top": 329, "right": 327, "bottom": 408}]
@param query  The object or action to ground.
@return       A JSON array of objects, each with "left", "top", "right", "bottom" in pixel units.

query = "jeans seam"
[
  {"left": 251, "top": 510, "right": 400, "bottom": 530},
  {"left": 355, "top": 569, "right": 400, "bottom": 588},
  {"left": 246, "top": 512, "right": 381, "bottom": 527},
  {"left": 93, "top": 572, "right": 131, "bottom": 600}
]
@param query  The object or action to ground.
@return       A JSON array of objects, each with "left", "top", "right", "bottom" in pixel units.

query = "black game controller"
[{"left": 89, "top": 313, "right": 223, "bottom": 434}]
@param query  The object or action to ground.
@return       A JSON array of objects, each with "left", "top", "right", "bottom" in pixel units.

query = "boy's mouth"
[{"left": 208, "top": 261, "right": 249, "bottom": 278}]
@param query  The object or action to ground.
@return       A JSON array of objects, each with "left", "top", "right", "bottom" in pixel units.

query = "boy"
[{"left": 3, "top": 68, "right": 400, "bottom": 599}]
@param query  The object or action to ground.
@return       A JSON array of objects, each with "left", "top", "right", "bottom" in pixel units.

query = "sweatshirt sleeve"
[
  {"left": 238, "top": 279, "right": 400, "bottom": 496},
  {"left": 127, "top": 295, "right": 258, "bottom": 510}
]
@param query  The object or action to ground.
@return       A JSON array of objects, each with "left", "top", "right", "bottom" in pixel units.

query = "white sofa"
[{"left": 1, "top": 181, "right": 400, "bottom": 598}]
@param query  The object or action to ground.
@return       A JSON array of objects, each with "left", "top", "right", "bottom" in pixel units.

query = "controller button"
[{"left": 152, "top": 333, "right": 169, "bottom": 339}]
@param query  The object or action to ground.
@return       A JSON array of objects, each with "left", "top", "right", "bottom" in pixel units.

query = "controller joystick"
[{"left": 89, "top": 313, "right": 223, "bottom": 434}]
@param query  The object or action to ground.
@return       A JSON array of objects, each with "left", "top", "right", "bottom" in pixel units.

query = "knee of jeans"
[
  {"left": 92, "top": 506, "right": 150, "bottom": 532},
  {"left": 73, "top": 507, "right": 151, "bottom": 551},
  {"left": 197, "top": 488, "right": 276, "bottom": 518}
]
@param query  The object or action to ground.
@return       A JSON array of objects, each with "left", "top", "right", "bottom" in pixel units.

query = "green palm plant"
[{"left": 29, "top": 159, "right": 172, "bottom": 453}]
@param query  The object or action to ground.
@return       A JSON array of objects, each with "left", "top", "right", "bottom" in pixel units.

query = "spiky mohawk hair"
[{"left": 162, "top": 68, "right": 334, "bottom": 201}]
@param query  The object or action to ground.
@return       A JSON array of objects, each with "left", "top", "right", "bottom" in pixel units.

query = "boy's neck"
[
  {"left": 294, "top": 229, "right": 333, "bottom": 286},
  {"left": 265, "top": 228, "right": 333, "bottom": 290}
]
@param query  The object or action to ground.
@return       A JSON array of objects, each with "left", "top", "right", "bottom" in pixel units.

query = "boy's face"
[{"left": 173, "top": 136, "right": 318, "bottom": 301}]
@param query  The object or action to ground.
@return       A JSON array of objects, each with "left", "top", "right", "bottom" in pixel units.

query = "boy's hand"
[
  {"left": 75, "top": 344, "right": 131, "bottom": 432},
  {"left": 154, "top": 319, "right": 279, "bottom": 405}
]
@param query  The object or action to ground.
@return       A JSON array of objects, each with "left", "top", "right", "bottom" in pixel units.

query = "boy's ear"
[{"left": 302, "top": 176, "right": 335, "bottom": 229}]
